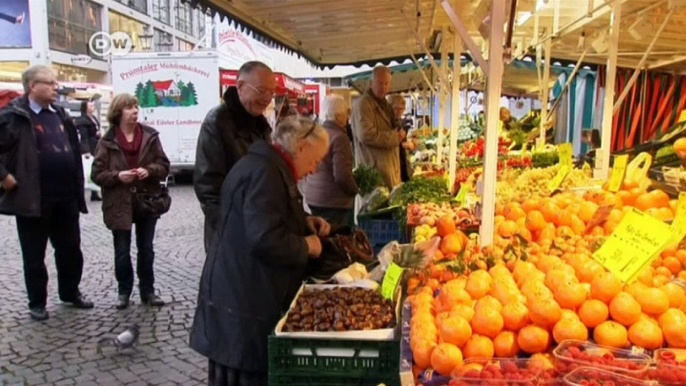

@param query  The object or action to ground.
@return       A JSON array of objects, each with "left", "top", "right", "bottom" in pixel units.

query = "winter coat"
[
  {"left": 0, "top": 96, "right": 86, "bottom": 217},
  {"left": 351, "top": 89, "right": 401, "bottom": 189},
  {"left": 74, "top": 114, "right": 101, "bottom": 154},
  {"left": 91, "top": 124, "right": 170, "bottom": 231},
  {"left": 189, "top": 140, "right": 310, "bottom": 373},
  {"left": 193, "top": 86, "right": 272, "bottom": 244},
  {"left": 304, "top": 120, "right": 359, "bottom": 209}
]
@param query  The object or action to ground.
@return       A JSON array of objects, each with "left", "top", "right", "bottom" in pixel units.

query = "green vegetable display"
[
  {"left": 532, "top": 151, "right": 559, "bottom": 168},
  {"left": 354, "top": 165, "right": 384, "bottom": 196},
  {"left": 388, "top": 176, "right": 451, "bottom": 208}
]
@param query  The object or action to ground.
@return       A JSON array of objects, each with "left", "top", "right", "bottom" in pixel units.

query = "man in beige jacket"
[{"left": 351, "top": 66, "right": 406, "bottom": 189}]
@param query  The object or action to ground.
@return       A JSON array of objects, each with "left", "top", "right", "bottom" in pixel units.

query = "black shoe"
[
  {"left": 115, "top": 295, "right": 130, "bottom": 310},
  {"left": 141, "top": 293, "right": 165, "bottom": 307},
  {"left": 29, "top": 308, "right": 49, "bottom": 321},
  {"left": 90, "top": 192, "right": 102, "bottom": 201},
  {"left": 64, "top": 294, "right": 94, "bottom": 309}
]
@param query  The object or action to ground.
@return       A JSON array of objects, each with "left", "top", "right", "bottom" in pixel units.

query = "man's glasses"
[
  {"left": 245, "top": 83, "right": 275, "bottom": 99},
  {"left": 34, "top": 80, "right": 59, "bottom": 87}
]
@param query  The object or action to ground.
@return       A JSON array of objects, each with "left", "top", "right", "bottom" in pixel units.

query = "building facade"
[{"left": 0, "top": 0, "right": 208, "bottom": 85}]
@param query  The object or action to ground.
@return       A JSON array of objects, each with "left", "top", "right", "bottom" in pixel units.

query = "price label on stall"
[
  {"left": 548, "top": 164, "right": 570, "bottom": 193},
  {"left": 670, "top": 193, "right": 686, "bottom": 242},
  {"left": 558, "top": 143, "right": 573, "bottom": 168},
  {"left": 607, "top": 154, "right": 629, "bottom": 193},
  {"left": 678, "top": 109, "right": 686, "bottom": 123},
  {"left": 455, "top": 183, "right": 469, "bottom": 205},
  {"left": 592, "top": 208, "right": 672, "bottom": 283},
  {"left": 381, "top": 262, "right": 404, "bottom": 300}
]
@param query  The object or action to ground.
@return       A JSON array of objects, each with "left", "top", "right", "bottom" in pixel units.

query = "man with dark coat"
[
  {"left": 194, "top": 61, "right": 276, "bottom": 252},
  {"left": 0, "top": 65, "right": 93, "bottom": 321}
]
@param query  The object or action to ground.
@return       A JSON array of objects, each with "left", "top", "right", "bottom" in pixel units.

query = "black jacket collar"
[{"left": 222, "top": 86, "right": 271, "bottom": 139}]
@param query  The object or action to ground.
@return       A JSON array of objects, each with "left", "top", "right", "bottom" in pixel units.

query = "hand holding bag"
[
  {"left": 132, "top": 184, "right": 171, "bottom": 217},
  {"left": 306, "top": 226, "right": 374, "bottom": 281}
]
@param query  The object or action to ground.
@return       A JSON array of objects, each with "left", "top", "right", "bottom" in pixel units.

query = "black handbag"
[
  {"left": 306, "top": 226, "right": 375, "bottom": 281},
  {"left": 132, "top": 185, "right": 172, "bottom": 217}
]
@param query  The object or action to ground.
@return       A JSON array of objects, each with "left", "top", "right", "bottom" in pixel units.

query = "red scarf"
[
  {"left": 116, "top": 124, "right": 143, "bottom": 169},
  {"left": 271, "top": 144, "right": 298, "bottom": 181}
]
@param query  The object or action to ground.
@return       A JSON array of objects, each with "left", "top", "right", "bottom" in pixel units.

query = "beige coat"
[{"left": 351, "top": 90, "right": 401, "bottom": 189}]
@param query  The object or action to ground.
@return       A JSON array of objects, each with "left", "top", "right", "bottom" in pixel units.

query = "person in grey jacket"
[{"left": 304, "top": 95, "right": 359, "bottom": 226}]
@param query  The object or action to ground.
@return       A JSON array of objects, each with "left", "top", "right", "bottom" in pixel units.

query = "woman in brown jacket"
[
  {"left": 304, "top": 95, "right": 359, "bottom": 226},
  {"left": 91, "top": 93, "right": 170, "bottom": 309}
]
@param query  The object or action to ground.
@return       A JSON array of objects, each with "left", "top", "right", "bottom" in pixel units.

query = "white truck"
[{"left": 111, "top": 51, "right": 219, "bottom": 171}]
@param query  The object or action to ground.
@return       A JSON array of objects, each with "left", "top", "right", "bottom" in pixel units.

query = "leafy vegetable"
[
  {"left": 532, "top": 151, "right": 559, "bottom": 168},
  {"left": 354, "top": 165, "right": 384, "bottom": 196},
  {"left": 388, "top": 176, "right": 451, "bottom": 207}
]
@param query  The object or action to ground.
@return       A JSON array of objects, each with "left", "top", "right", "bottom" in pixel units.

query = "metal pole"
[
  {"left": 613, "top": 8, "right": 674, "bottom": 113},
  {"left": 639, "top": 69, "right": 647, "bottom": 143},
  {"left": 598, "top": 2, "right": 622, "bottom": 179},
  {"left": 441, "top": 0, "right": 489, "bottom": 72},
  {"left": 546, "top": 47, "right": 590, "bottom": 121},
  {"left": 449, "top": 34, "right": 463, "bottom": 192},
  {"left": 479, "top": 0, "right": 505, "bottom": 247},
  {"left": 402, "top": 10, "right": 452, "bottom": 92},
  {"left": 409, "top": 51, "right": 435, "bottom": 91},
  {"left": 539, "top": 38, "right": 552, "bottom": 147},
  {"left": 437, "top": 27, "right": 448, "bottom": 165}
]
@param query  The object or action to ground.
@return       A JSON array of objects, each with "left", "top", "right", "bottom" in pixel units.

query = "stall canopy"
[
  {"left": 220, "top": 70, "right": 306, "bottom": 97},
  {"left": 188, "top": 0, "right": 686, "bottom": 70}
]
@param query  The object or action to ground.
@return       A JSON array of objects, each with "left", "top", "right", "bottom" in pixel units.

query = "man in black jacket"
[
  {"left": 0, "top": 65, "right": 94, "bottom": 321},
  {"left": 194, "top": 61, "right": 276, "bottom": 252}
]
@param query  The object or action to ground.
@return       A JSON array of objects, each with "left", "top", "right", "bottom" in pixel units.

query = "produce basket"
[
  {"left": 268, "top": 336, "right": 401, "bottom": 386},
  {"left": 450, "top": 358, "right": 546, "bottom": 385},
  {"left": 652, "top": 348, "right": 686, "bottom": 385},
  {"left": 563, "top": 367, "right": 655, "bottom": 386},
  {"left": 553, "top": 340, "right": 651, "bottom": 378},
  {"left": 357, "top": 214, "right": 408, "bottom": 255}
]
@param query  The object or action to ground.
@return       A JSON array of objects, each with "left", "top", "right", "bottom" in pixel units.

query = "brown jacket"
[
  {"left": 351, "top": 89, "right": 401, "bottom": 189},
  {"left": 91, "top": 124, "right": 170, "bottom": 230},
  {"left": 304, "top": 120, "right": 359, "bottom": 209}
]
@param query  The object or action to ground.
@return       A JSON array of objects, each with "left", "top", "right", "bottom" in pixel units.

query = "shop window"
[
  {"left": 154, "top": 28, "right": 175, "bottom": 51},
  {"left": 48, "top": 0, "right": 103, "bottom": 57},
  {"left": 178, "top": 38, "right": 194, "bottom": 52},
  {"left": 108, "top": 11, "right": 145, "bottom": 52},
  {"left": 174, "top": 0, "right": 193, "bottom": 35},
  {"left": 152, "top": 0, "right": 170, "bottom": 25},
  {"left": 113, "top": 0, "right": 147, "bottom": 15},
  {"left": 196, "top": 9, "right": 207, "bottom": 38}
]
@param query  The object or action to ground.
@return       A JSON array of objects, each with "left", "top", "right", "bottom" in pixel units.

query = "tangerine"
[
  {"left": 528, "top": 298, "right": 562, "bottom": 327},
  {"left": 578, "top": 299, "right": 609, "bottom": 328},
  {"left": 591, "top": 272, "right": 622, "bottom": 304},
  {"left": 663, "top": 256, "right": 683, "bottom": 275},
  {"left": 411, "top": 339, "right": 437, "bottom": 369},
  {"left": 471, "top": 306, "right": 504, "bottom": 338},
  {"left": 609, "top": 292, "right": 642, "bottom": 327},
  {"left": 493, "top": 331, "right": 520, "bottom": 357},
  {"left": 662, "top": 282, "right": 686, "bottom": 309},
  {"left": 436, "top": 216, "right": 457, "bottom": 237},
  {"left": 552, "top": 318, "right": 589, "bottom": 344},
  {"left": 636, "top": 287, "right": 670, "bottom": 316},
  {"left": 440, "top": 234, "right": 463, "bottom": 255},
  {"left": 594, "top": 321, "right": 628, "bottom": 348},
  {"left": 450, "top": 304, "right": 475, "bottom": 322},
  {"left": 517, "top": 325, "right": 551, "bottom": 354},
  {"left": 540, "top": 202, "right": 560, "bottom": 223},
  {"left": 659, "top": 309, "right": 686, "bottom": 348},
  {"left": 501, "top": 302, "right": 529, "bottom": 332},
  {"left": 554, "top": 282, "right": 587, "bottom": 310},
  {"left": 475, "top": 296, "right": 503, "bottom": 313},
  {"left": 628, "top": 319, "right": 664, "bottom": 350},
  {"left": 430, "top": 343, "right": 463, "bottom": 376},
  {"left": 462, "top": 334, "right": 495, "bottom": 359},
  {"left": 465, "top": 271, "right": 492, "bottom": 300},
  {"left": 526, "top": 210, "right": 547, "bottom": 232},
  {"left": 440, "top": 316, "right": 472, "bottom": 347}
]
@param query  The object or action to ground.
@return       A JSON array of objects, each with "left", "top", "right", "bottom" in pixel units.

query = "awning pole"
[
  {"left": 539, "top": 38, "right": 552, "bottom": 147},
  {"left": 437, "top": 27, "right": 448, "bottom": 166},
  {"left": 401, "top": 10, "right": 452, "bottom": 92},
  {"left": 441, "top": 0, "right": 489, "bottom": 73},
  {"left": 449, "top": 33, "right": 463, "bottom": 193},
  {"left": 598, "top": 2, "right": 622, "bottom": 179},
  {"left": 409, "top": 51, "right": 436, "bottom": 93},
  {"left": 613, "top": 8, "right": 674, "bottom": 113},
  {"left": 479, "top": 0, "right": 505, "bottom": 247},
  {"left": 546, "top": 47, "right": 590, "bottom": 121}
]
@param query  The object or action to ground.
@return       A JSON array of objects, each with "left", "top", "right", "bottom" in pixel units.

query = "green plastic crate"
[{"left": 268, "top": 336, "right": 401, "bottom": 386}]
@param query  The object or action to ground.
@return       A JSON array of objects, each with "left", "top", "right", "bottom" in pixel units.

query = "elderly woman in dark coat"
[{"left": 189, "top": 116, "right": 331, "bottom": 386}]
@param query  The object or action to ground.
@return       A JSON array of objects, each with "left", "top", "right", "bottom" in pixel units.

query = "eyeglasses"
[
  {"left": 245, "top": 83, "right": 275, "bottom": 99},
  {"left": 34, "top": 80, "right": 59, "bottom": 87},
  {"left": 302, "top": 121, "right": 317, "bottom": 139}
]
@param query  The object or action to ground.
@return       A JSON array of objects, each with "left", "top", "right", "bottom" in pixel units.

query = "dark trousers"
[
  {"left": 208, "top": 360, "right": 267, "bottom": 386},
  {"left": 309, "top": 206, "right": 353, "bottom": 227},
  {"left": 112, "top": 216, "right": 157, "bottom": 297},
  {"left": 15, "top": 199, "right": 83, "bottom": 309}
]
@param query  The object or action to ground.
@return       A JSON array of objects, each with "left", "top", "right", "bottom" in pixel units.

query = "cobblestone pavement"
[{"left": 0, "top": 185, "right": 210, "bottom": 385}]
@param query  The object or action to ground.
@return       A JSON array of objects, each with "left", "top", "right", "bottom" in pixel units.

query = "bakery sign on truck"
[{"left": 111, "top": 51, "right": 219, "bottom": 170}]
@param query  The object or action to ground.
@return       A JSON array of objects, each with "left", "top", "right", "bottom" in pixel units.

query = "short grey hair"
[
  {"left": 22, "top": 65, "right": 53, "bottom": 93},
  {"left": 386, "top": 94, "right": 406, "bottom": 108},
  {"left": 272, "top": 116, "right": 329, "bottom": 156},
  {"left": 372, "top": 65, "right": 391, "bottom": 80},
  {"left": 322, "top": 95, "right": 347, "bottom": 121},
  {"left": 237, "top": 61, "right": 272, "bottom": 80}
]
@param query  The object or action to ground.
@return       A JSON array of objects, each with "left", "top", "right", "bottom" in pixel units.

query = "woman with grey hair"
[
  {"left": 387, "top": 94, "right": 414, "bottom": 182},
  {"left": 304, "top": 95, "right": 359, "bottom": 226},
  {"left": 190, "top": 116, "right": 331, "bottom": 386}
]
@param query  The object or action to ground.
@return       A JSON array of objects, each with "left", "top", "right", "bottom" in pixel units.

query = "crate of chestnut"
[{"left": 274, "top": 284, "right": 399, "bottom": 340}]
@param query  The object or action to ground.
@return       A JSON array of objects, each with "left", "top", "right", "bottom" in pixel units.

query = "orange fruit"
[
  {"left": 501, "top": 302, "right": 529, "bottom": 332},
  {"left": 465, "top": 271, "right": 492, "bottom": 300},
  {"left": 662, "top": 282, "right": 686, "bottom": 309},
  {"left": 653, "top": 275, "right": 671, "bottom": 287},
  {"left": 637, "top": 267, "right": 655, "bottom": 286},
  {"left": 655, "top": 207, "right": 674, "bottom": 221},
  {"left": 603, "top": 220, "right": 618, "bottom": 235},
  {"left": 561, "top": 309, "right": 581, "bottom": 322},
  {"left": 541, "top": 202, "right": 560, "bottom": 223},
  {"left": 431, "top": 343, "right": 463, "bottom": 376},
  {"left": 546, "top": 269, "right": 577, "bottom": 293},
  {"left": 570, "top": 215, "right": 586, "bottom": 235},
  {"left": 553, "top": 318, "right": 589, "bottom": 344},
  {"left": 609, "top": 292, "right": 642, "bottom": 327},
  {"left": 411, "top": 339, "right": 437, "bottom": 369},
  {"left": 525, "top": 210, "right": 547, "bottom": 232},
  {"left": 659, "top": 309, "right": 686, "bottom": 348},
  {"left": 556, "top": 226, "right": 575, "bottom": 238},
  {"left": 493, "top": 331, "right": 520, "bottom": 357},
  {"left": 521, "top": 280, "right": 553, "bottom": 302},
  {"left": 435, "top": 312, "right": 450, "bottom": 331},
  {"left": 440, "top": 234, "right": 463, "bottom": 255},
  {"left": 578, "top": 299, "right": 609, "bottom": 328},
  {"left": 554, "top": 282, "right": 587, "bottom": 310},
  {"left": 628, "top": 319, "right": 664, "bottom": 350},
  {"left": 591, "top": 272, "right": 622, "bottom": 304},
  {"left": 663, "top": 256, "right": 683, "bottom": 275},
  {"left": 594, "top": 321, "right": 628, "bottom": 348},
  {"left": 436, "top": 216, "right": 457, "bottom": 237},
  {"left": 516, "top": 228, "right": 533, "bottom": 243},
  {"left": 440, "top": 316, "right": 472, "bottom": 347},
  {"left": 517, "top": 325, "right": 551, "bottom": 354},
  {"left": 450, "top": 304, "right": 475, "bottom": 322},
  {"left": 462, "top": 334, "right": 494, "bottom": 359},
  {"left": 490, "top": 280, "right": 521, "bottom": 306},
  {"left": 624, "top": 281, "right": 647, "bottom": 300},
  {"left": 522, "top": 198, "right": 542, "bottom": 213},
  {"left": 528, "top": 298, "right": 562, "bottom": 327},
  {"left": 635, "top": 193, "right": 656, "bottom": 211},
  {"left": 475, "top": 296, "right": 503, "bottom": 313},
  {"left": 649, "top": 190, "right": 671, "bottom": 208},
  {"left": 578, "top": 201, "right": 599, "bottom": 223},
  {"left": 498, "top": 220, "right": 518, "bottom": 238},
  {"left": 636, "top": 287, "right": 670, "bottom": 316},
  {"left": 553, "top": 209, "right": 573, "bottom": 227},
  {"left": 655, "top": 266, "right": 673, "bottom": 278},
  {"left": 471, "top": 306, "right": 504, "bottom": 338}
]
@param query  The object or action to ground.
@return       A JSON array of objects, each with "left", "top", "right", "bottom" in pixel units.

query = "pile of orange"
[{"left": 408, "top": 231, "right": 686, "bottom": 377}]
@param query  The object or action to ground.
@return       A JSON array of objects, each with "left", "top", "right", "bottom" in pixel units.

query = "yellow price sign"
[
  {"left": 455, "top": 183, "right": 469, "bottom": 205},
  {"left": 592, "top": 208, "right": 673, "bottom": 283},
  {"left": 548, "top": 164, "right": 570, "bottom": 193},
  {"left": 679, "top": 109, "right": 686, "bottom": 123},
  {"left": 381, "top": 262, "right": 404, "bottom": 300},
  {"left": 670, "top": 192, "right": 686, "bottom": 242},
  {"left": 521, "top": 143, "right": 528, "bottom": 159},
  {"left": 608, "top": 154, "right": 629, "bottom": 193},
  {"left": 558, "top": 143, "right": 573, "bottom": 168}
]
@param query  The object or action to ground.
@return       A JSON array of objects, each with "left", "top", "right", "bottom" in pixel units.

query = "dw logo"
[{"left": 89, "top": 32, "right": 133, "bottom": 57}]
